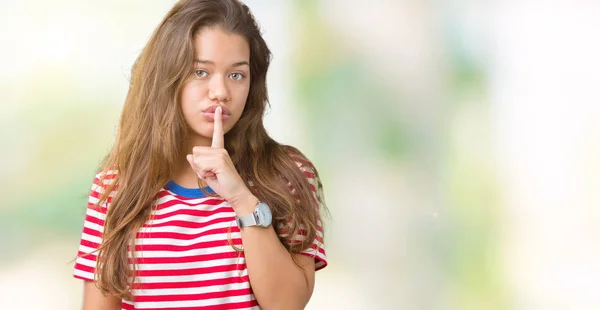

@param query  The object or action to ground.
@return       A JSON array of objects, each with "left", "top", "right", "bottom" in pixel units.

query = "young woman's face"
[{"left": 180, "top": 26, "right": 251, "bottom": 143}]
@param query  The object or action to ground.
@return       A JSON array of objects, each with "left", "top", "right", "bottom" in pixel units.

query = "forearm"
[
  {"left": 231, "top": 194, "right": 311, "bottom": 310},
  {"left": 241, "top": 225, "right": 310, "bottom": 309},
  {"left": 82, "top": 281, "right": 121, "bottom": 310}
]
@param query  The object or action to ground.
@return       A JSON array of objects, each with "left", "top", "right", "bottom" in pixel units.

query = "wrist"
[{"left": 229, "top": 192, "right": 259, "bottom": 215}]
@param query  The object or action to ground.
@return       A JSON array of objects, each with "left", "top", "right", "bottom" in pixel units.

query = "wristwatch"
[{"left": 236, "top": 201, "right": 272, "bottom": 228}]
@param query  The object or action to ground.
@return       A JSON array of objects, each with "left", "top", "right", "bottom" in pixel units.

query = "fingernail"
[{"left": 216, "top": 106, "right": 222, "bottom": 114}]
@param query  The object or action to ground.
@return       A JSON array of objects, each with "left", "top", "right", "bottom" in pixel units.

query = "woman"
[{"left": 73, "top": 0, "right": 327, "bottom": 309}]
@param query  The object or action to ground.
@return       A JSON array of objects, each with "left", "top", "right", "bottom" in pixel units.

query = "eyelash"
[{"left": 193, "top": 70, "right": 246, "bottom": 81}]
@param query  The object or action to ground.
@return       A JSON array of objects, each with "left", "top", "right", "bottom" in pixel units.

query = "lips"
[
  {"left": 202, "top": 104, "right": 231, "bottom": 121},
  {"left": 202, "top": 104, "right": 231, "bottom": 116}
]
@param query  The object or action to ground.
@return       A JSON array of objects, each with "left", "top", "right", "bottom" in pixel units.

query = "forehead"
[{"left": 193, "top": 27, "right": 250, "bottom": 63}]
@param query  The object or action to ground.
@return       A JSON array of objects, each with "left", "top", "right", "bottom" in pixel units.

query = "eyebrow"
[{"left": 194, "top": 59, "right": 249, "bottom": 67}]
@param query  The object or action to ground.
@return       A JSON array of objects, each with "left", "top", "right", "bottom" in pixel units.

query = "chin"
[
  {"left": 188, "top": 124, "right": 213, "bottom": 139},
  {"left": 197, "top": 129, "right": 214, "bottom": 139}
]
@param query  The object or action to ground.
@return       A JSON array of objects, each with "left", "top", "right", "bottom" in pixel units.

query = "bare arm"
[
  {"left": 234, "top": 195, "right": 316, "bottom": 310},
  {"left": 188, "top": 108, "right": 319, "bottom": 309},
  {"left": 82, "top": 281, "right": 121, "bottom": 310}
]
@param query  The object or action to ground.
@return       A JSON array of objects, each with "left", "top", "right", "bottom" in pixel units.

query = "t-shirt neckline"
[{"left": 164, "top": 180, "right": 214, "bottom": 198}]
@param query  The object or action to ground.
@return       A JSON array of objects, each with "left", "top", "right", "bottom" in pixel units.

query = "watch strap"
[{"left": 236, "top": 212, "right": 259, "bottom": 228}]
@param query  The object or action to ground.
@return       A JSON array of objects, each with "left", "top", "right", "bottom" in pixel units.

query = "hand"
[{"left": 186, "top": 106, "right": 257, "bottom": 211}]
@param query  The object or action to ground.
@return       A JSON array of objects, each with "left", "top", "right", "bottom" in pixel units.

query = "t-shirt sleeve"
[
  {"left": 277, "top": 159, "right": 328, "bottom": 271},
  {"left": 73, "top": 172, "right": 113, "bottom": 281}
]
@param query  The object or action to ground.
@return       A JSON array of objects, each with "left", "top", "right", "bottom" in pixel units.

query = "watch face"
[{"left": 257, "top": 202, "right": 272, "bottom": 227}]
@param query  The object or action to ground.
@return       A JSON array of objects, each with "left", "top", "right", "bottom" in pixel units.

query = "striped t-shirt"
[{"left": 73, "top": 164, "right": 327, "bottom": 309}]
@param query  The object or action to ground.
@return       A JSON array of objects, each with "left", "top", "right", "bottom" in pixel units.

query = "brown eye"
[
  {"left": 229, "top": 72, "right": 244, "bottom": 81},
  {"left": 194, "top": 70, "right": 208, "bottom": 78}
]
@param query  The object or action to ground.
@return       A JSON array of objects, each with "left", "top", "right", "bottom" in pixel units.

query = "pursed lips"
[{"left": 202, "top": 104, "right": 231, "bottom": 120}]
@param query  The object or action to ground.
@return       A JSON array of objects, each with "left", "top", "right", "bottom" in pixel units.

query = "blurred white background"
[{"left": 1, "top": 0, "right": 599, "bottom": 309}]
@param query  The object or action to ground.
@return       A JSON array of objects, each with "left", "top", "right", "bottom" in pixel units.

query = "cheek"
[
  {"left": 181, "top": 81, "right": 205, "bottom": 104},
  {"left": 233, "top": 84, "right": 250, "bottom": 112},
  {"left": 181, "top": 82, "right": 204, "bottom": 115}
]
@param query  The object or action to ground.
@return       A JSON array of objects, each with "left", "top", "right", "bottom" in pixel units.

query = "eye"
[
  {"left": 194, "top": 70, "right": 208, "bottom": 79},
  {"left": 229, "top": 72, "right": 245, "bottom": 81}
]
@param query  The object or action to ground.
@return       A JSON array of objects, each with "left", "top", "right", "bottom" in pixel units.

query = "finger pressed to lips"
[
  {"left": 211, "top": 106, "right": 224, "bottom": 148},
  {"left": 186, "top": 106, "right": 226, "bottom": 183}
]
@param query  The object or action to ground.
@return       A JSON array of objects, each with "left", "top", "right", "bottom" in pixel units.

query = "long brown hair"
[{"left": 88, "top": 0, "right": 326, "bottom": 301}]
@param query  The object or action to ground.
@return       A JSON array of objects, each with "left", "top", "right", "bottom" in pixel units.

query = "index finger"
[{"left": 211, "top": 106, "right": 224, "bottom": 148}]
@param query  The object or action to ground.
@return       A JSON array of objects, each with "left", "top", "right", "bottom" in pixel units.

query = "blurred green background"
[{"left": 1, "top": 1, "right": 600, "bottom": 309}]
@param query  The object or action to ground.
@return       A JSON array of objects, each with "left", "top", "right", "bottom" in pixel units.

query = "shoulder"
[
  {"left": 88, "top": 170, "right": 119, "bottom": 211},
  {"left": 91, "top": 170, "right": 118, "bottom": 190},
  {"left": 282, "top": 146, "right": 321, "bottom": 194},
  {"left": 282, "top": 145, "right": 318, "bottom": 174}
]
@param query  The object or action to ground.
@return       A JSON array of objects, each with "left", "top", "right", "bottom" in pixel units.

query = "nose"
[{"left": 208, "top": 75, "right": 230, "bottom": 102}]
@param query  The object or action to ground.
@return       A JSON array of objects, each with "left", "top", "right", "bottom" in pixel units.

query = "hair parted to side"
[{"left": 84, "top": 0, "right": 327, "bottom": 301}]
